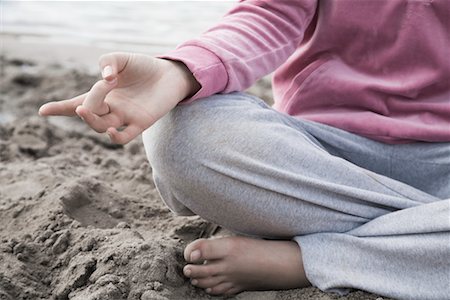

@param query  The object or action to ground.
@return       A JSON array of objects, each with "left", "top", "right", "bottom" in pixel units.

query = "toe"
[
  {"left": 206, "top": 282, "right": 234, "bottom": 295},
  {"left": 224, "top": 286, "right": 243, "bottom": 295},
  {"left": 184, "top": 262, "right": 223, "bottom": 278},
  {"left": 184, "top": 238, "right": 233, "bottom": 263},
  {"left": 191, "top": 275, "right": 225, "bottom": 289},
  {"left": 184, "top": 238, "right": 206, "bottom": 262}
]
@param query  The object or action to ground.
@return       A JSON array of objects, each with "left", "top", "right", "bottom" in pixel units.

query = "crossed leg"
[{"left": 143, "top": 92, "right": 450, "bottom": 298}]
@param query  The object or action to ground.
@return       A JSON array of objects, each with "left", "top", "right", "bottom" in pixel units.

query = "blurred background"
[{"left": 1, "top": 1, "right": 236, "bottom": 70}]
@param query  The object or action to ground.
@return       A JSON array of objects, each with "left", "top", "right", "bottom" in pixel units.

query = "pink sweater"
[{"left": 162, "top": 0, "right": 450, "bottom": 143}]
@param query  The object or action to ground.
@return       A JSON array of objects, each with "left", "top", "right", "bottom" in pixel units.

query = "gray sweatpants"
[{"left": 142, "top": 92, "right": 450, "bottom": 300}]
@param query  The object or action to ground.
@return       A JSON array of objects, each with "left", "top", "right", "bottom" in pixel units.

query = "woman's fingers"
[
  {"left": 38, "top": 93, "right": 87, "bottom": 116},
  {"left": 40, "top": 51, "right": 130, "bottom": 117},
  {"left": 84, "top": 52, "right": 132, "bottom": 114},
  {"left": 107, "top": 125, "right": 142, "bottom": 145},
  {"left": 77, "top": 104, "right": 142, "bottom": 144},
  {"left": 99, "top": 52, "right": 131, "bottom": 81},
  {"left": 42, "top": 77, "right": 117, "bottom": 118},
  {"left": 82, "top": 79, "right": 117, "bottom": 115},
  {"left": 75, "top": 105, "right": 121, "bottom": 133}
]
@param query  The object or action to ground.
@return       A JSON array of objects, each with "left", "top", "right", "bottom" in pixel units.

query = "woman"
[{"left": 39, "top": 1, "right": 450, "bottom": 299}]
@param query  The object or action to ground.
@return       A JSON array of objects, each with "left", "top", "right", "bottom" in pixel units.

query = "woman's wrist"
[{"left": 166, "top": 59, "right": 201, "bottom": 101}]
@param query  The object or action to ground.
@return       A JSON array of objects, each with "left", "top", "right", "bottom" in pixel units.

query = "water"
[{"left": 1, "top": 1, "right": 236, "bottom": 52}]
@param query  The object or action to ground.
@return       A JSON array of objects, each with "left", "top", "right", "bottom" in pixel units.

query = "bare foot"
[{"left": 183, "top": 236, "right": 311, "bottom": 295}]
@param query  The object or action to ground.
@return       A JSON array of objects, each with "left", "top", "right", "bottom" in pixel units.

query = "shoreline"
[{"left": 1, "top": 35, "right": 168, "bottom": 73}]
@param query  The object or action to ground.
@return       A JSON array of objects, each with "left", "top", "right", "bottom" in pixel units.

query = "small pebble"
[
  {"left": 70, "top": 220, "right": 82, "bottom": 229},
  {"left": 121, "top": 257, "right": 129, "bottom": 265},
  {"left": 42, "top": 230, "right": 53, "bottom": 239},
  {"left": 116, "top": 222, "right": 130, "bottom": 229},
  {"left": 16, "top": 253, "right": 25, "bottom": 261},
  {"left": 153, "top": 281, "right": 163, "bottom": 292},
  {"left": 52, "top": 231, "right": 70, "bottom": 254},
  {"left": 13, "top": 242, "right": 25, "bottom": 255},
  {"left": 81, "top": 237, "right": 96, "bottom": 251},
  {"left": 35, "top": 236, "right": 46, "bottom": 243},
  {"left": 110, "top": 208, "right": 124, "bottom": 219},
  {"left": 44, "top": 238, "right": 55, "bottom": 247},
  {"left": 140, "top": 243, "right": 150, "bottom": 251},
  {"left": 140, "top": 261, "right": 150, "bottom": 270},
  {"left": 40, "top": 258, "right": 50, "bottom": 266},
  {"left": 42, "top": 278, "right": 51, "bottom": 286}
]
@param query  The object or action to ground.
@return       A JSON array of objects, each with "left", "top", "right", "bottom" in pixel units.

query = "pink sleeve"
[{"left": 159, "top": 0, "right": 318, "bottom": 101}]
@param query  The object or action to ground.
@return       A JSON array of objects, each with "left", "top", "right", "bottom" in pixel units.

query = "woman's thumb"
[{"left": 98, "top": 52, "right": 131, "bottom": 81}]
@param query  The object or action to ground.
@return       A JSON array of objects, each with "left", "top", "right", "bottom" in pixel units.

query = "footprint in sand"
[{"left": 59, "top": 180, "right": 120, "bottom": 229}]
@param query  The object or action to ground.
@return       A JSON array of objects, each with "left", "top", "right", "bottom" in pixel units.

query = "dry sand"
[{"left": 0, "top": 41, "right": 387, "bottom": 300}]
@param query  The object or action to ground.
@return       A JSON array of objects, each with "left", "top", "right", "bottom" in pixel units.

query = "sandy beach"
[{"left": 0, "top": 37, "right": 387, "bottom": 300}]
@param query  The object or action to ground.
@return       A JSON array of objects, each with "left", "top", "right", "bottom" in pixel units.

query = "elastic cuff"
[
  {"left": 158, "top": 45, "right": 228, "bottom": 103},
  {"left": 293, "top": 234, "right": 351, "bottom": 296}
]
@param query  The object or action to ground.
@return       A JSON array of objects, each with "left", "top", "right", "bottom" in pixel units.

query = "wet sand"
[{"left": 0, "top": 40, "right": 386, "bottom": 300}]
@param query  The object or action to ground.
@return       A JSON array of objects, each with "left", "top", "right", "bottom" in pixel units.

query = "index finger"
[{"left": 39, "top": 93, "right": 87, "bottom": 116}]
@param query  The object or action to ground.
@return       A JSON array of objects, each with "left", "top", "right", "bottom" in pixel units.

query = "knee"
[
  {"left": 142, "top": 93, "right": 260, "bottom": 215},
  {"left": 144, "top": 94, "right": 235, "bottom": 173},
  {"left": 143, "top": 92, "right": 266, "bottom": 172}
]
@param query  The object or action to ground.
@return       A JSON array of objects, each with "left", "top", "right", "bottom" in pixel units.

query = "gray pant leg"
[
  {"left": 142, "top": 92, "right": 449, "bottom": 299},
  {"left": 296, "top": 199, "right": 450, "bottom": 300},
  {"left": 290, "top": 121, "right": 450, "bottom": 299},
  {"left": 297, "top": 120, "right": 450, "bottom": 198}
]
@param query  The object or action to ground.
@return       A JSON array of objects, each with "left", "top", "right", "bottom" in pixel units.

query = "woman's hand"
[{"left": 39, "top": 52, "right": 200, "bottom": 144}]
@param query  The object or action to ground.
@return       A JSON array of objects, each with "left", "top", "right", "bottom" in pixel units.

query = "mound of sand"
[{"left": 0, "top": 56, "right": 384, "bottom": 300}]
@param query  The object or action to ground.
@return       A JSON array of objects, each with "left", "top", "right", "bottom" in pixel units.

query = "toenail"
[
  {"left": 191, "top": 279, "right": 198, "bottom": 286},
  {"left": 190, "top": 250, "right": 201, "bottom": 261},
  {"left": 206, "top": 288, "right": 211, "bottom": 293},
  {"left": 184, "top": 268, "right": 191, "bottom": 276}
]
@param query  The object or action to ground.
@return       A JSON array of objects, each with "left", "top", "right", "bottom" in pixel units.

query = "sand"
[{"left": 0, "top": 42, "right": 387, "bottom": 300}]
